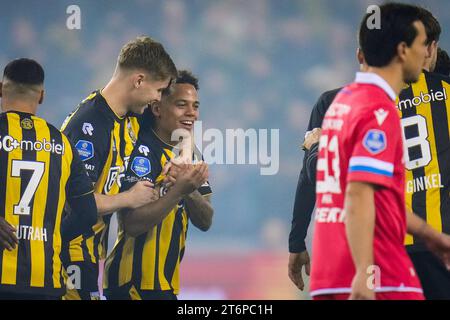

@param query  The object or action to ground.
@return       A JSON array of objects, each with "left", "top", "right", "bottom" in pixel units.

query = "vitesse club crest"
[{"left": 20, "top": 118, "right": 34, "bottom": 130}]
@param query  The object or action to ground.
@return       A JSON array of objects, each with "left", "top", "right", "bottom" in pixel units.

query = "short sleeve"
[
  {"left": 307, "top": 88, "right": 341, "bottom": 132},
  {"left": 66, "top": 140, "right": 95, "bottom": 198},
  {"left": 347, "top": 105, "right": 401, "bottom": 189},
  {"left": 62, "top": 114, "right": 110, "bottom": 183}
]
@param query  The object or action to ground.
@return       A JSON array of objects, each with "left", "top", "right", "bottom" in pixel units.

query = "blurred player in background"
[
  {"left": 398, "top": 9, "right": 450, "bottom": 299},
  {"left": 104, "top": 70, "right": 213, "bottom": 300},
  {"left": 0, "top": 58, "right": 97, "bottom": 299},
  {"left": 60, "top": 36, "right": 177, "bottom": 299},
  {"left": 311, "top": 3, "right": 450, "bottom": 300},
  {"left": 288, "top": 49, "right": 366, "bottom": 291},
  {"left": 434, "top": 47, "right": 450, "bottom": 76},
  {"left": 289, "top": 7, "right": 450, "bottom": 298}
]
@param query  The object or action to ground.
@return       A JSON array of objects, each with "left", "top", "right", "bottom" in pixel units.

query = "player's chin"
[{"left": 404, "top": 71, "right": 421, "bottom": 84}]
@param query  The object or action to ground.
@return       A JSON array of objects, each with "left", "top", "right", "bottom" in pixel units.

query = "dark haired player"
[
  {"left": 104, "top": 71, "right": 213, "bottom": 300},
  {"left": 311, "top": 3, "right": 450, "bottom": 300},
  {"left": 0, "top": 58, "right": 96, "bottom": 299}
]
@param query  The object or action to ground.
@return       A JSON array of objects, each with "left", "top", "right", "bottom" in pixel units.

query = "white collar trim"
[{"left": 354, "top": 72, "right": 397, "bottom": 101}]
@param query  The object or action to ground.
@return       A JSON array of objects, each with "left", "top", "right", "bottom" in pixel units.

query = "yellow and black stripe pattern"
[
  {"left": 61, "top": 91, "right": 140, "bottom": 267},
  {"left": 104, "top": 127, "right": 212, "bottom": 295},
  {"left": 0, "top": 111, "right": 91, "bottom": 296},
  {"left": 397, "top": 71, "right": 450, "bottom": 251}
]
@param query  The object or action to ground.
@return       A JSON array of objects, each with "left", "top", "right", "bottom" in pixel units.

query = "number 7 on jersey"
[{"left": 11, "top": 160, "right": 45, "bottom": 215}]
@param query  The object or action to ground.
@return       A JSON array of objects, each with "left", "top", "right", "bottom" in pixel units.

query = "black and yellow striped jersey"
[
  {"left": 60, "top": 90, "right": 140, "bottom": 265},
  {"left": 104, "top": 120, "right": 212, "bottom": 295},
  {"left": 397, "top": 70, "right": 450, "bottom": 251},
  {"left": 0, "top": 111, "right": 94, "bottom": 296}
]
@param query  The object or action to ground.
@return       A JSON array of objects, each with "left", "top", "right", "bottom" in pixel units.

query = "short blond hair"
[{"left": 118, "top": 36, "right": 177, "bottom": 80}]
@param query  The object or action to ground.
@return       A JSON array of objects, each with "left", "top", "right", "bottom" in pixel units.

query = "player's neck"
[
  {"left": 1, "top": 100, "right": 37, "bottom": 115},
  {"left": 423, "top": 61, "right": 431, "bottom": 72},
  {"left": 153, "top": 125, "right": 176, "bottom": 147},
  {"left": 101, "top": 79, "right": 129, "bottom": 118},
  {"left": 366, "top": 66, "right": 404, "bottom": 97}
]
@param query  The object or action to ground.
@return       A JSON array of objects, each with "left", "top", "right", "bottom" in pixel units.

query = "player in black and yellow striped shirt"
[
  {"left": 397, "top": 9, "right": 450, "bottom": 299},
  {"left": 434, "top": 48, "right": 450, "bottom": 76},
  {"left": 104, "top": 70, "right": 213, "bottom": 300},
  {"left": 0, "top": 59, "right": 97, "bottom": 299},
  {"left": 60, "top": 36, "right": 177, "bottom": 300},
  {"left": 60, "top": 91, "right": 148, "bottom": 300}
]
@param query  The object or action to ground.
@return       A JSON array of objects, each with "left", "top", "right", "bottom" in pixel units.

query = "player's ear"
[
  {"left": 134, "top": 73, "right": 145, "bottom": 89},
  {"left": 0, "top": 82, "right": 3, "bottom": 98},
  {"left": 38, "top": 89, "right": 44, "bottom": 104},
  {"left": 356, "top": 48, "right": 361, "bottom": 63},
  {"left": 430, "top": 40, "right": 438, "bottom": 58},
  {"left": 356, "top": 47, "right": 366, "bottom": 68},
  {"left": 150, "top": 100, "right": 161, "bottom": 118},
  {"left": 397, "top": 41, "right": 408, "bottom": 63},
  {"left": 425, "top": 41, "right": 433, "bottom": 59}
]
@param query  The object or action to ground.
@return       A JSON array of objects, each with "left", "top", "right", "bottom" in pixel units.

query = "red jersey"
[{"left": 310, "top": 72, "right": 423, "bottom": 298}]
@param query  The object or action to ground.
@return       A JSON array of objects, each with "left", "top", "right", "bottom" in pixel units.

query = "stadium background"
[{"left": 1, "top": 0, "right": 448, "bottom": 299}]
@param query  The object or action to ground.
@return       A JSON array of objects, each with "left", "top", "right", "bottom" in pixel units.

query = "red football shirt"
[{"left": 310, "top": 72, "right": 423, "bottom": 297}]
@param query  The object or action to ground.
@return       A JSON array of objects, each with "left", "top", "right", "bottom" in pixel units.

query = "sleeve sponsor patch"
[
  {"left": 82, "top": 122, "right": 94, "bottom": 136},
  {"left": 363, "top": 129, "right": 386, "bottom": 154},
  {"left": 138, "top": 145, "right": 150, "bottom": 156},
  {"left": 131, "top": 156, "right": 151, "bottom": 177},
  {"left": 75, "top": 140, "right": 94, "bottom": 161}
]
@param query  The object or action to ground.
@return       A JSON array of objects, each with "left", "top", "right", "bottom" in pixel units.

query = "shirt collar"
[
  {"left": 98, "top": 89, "right": 125, "bottom": 121},
  {"left": 354, "top": 72, "right": 397, "bottom": 101}
]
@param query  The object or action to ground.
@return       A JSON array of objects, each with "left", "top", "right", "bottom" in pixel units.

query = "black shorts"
[
  {"left": 104, "top": 284, "right": 177, "bottom": 300},
  {"left": 408, "top": 250, "right": 450, "bottom": 300},
  {"left": 0, "top": 291, "right": 60, "bottom": 300}
]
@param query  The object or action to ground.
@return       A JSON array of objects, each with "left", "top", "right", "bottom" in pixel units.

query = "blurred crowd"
[{"left": 1, "top": 0, "right": 449, "bottom": 252}]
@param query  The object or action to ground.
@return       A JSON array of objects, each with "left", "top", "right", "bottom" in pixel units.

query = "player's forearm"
[
  {"left": 406, "top": 209, "right": 440, "bottom": 243},
  {"left": 184, "top": 191, "right": 213, "bottom": 232},
  {"left": 305, "top": 143, "right": 319, "bottom": 183},
  {"left": 289, "top": 169, "right": 316, "bottom": 253},
  {"left": 122, "top": 187, "right": 184, "bottom": 237},
  {"left": 94, "top": 192, "right": 133, "bottom": 216},
  {"left": 345, "top": 182, "right": 375, "bottom": 272}
]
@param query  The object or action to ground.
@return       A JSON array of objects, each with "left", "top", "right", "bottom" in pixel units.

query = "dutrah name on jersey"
[{"left": 15, "top": 225, "right": 48, "bottom": 242}]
